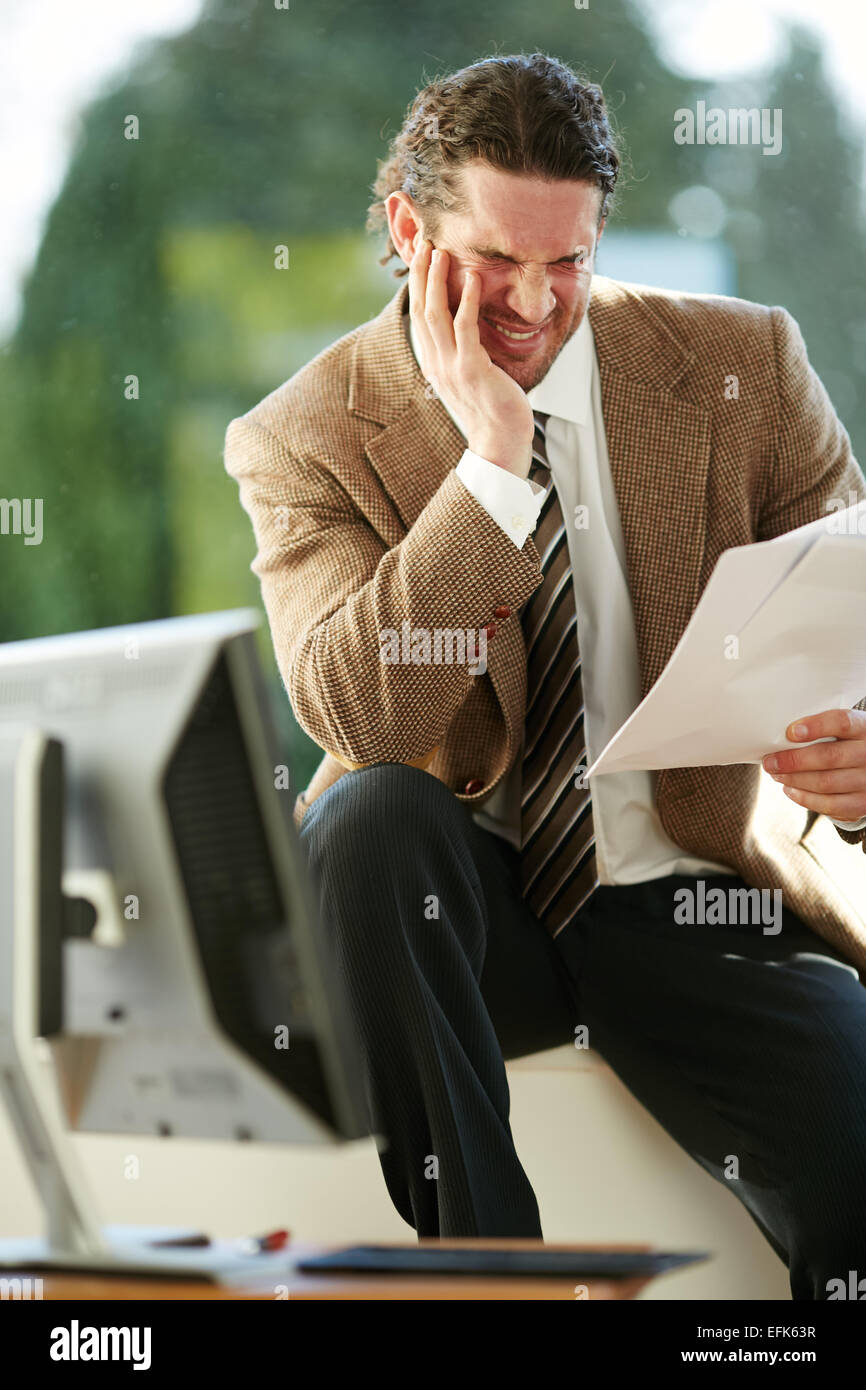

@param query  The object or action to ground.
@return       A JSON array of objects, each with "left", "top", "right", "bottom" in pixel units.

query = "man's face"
[{"left": 419, "top": 161, "right": 604, "bottom": 392}]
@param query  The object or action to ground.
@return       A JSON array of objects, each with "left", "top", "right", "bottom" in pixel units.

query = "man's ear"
[{"left": 385, "top": 190, "right": 423, "bottom": 268}]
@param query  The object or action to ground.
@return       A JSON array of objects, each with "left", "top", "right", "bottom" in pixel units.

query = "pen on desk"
[{"left": 237, "top": 1228, "right": 290, "bottom": 1254}]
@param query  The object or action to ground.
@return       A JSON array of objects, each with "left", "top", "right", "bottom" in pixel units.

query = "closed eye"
[{"left": 474, "top": 250, "right": 588, "bottom": 268}]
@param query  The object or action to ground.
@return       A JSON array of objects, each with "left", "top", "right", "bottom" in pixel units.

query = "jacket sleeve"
[
  {"left": 759, "top": 306, "right": 866, "bottom": 847},
  {"left": 224, "top": 412, "right": 543, "bottom": 767},
  {"left": 758, "top": 306, "right": 864, "bottom": 540}
]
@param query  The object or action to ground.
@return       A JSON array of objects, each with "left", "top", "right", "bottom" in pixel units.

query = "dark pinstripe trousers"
[{"left": 299, "top": 762, "right": 866, "bottom": 1299}]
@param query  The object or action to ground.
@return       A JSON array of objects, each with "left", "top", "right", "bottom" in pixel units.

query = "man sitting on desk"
[{"left": 224, "top": 52, "right": 866, "bottom": 1299}]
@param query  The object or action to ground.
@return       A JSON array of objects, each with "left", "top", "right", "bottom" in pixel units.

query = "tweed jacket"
[{"left": 225, "top": 275, "right": 866, "bottom": 971}]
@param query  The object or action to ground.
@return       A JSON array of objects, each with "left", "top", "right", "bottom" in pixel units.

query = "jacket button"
[
  {"left": 484, "top": 623, "right": 496, "bottom": 639},
  {"left": 493, "top": 605, "right": 511, "bottom": 620},
  {"left": 464, "top": 778, "right": 484, "bottom": 795}
]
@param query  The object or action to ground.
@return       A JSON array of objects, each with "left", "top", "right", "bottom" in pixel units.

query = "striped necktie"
[{"left": 519, "top": 411, "right": 599, "bottom": 938}]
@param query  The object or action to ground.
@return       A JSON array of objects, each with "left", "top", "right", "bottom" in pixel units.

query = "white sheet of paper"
[{"left": 586, "top": 502, "right": 866, "bottom": 777}]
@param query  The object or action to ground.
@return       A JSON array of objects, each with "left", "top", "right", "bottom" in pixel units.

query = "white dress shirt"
[{"left": 404, "top": 303, "right": 863, "bottom": 881}]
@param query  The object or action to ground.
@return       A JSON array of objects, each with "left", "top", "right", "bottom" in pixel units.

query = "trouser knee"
[
  {"left": 299, "top": 762, "right": 480, "bottom": 953},
  {"left": 300, "top": 761, "right": 466, "bottom": 865}
]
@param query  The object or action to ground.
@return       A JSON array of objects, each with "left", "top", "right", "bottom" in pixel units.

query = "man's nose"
[{"left": 502, "top": 272, "right": 556, "bottom": 326}]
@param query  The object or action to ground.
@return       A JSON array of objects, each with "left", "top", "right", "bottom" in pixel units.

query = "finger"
[
  {"left": 787, "top": 709, "right": 865, "bottom": 743},
  {"left": 453, "top": 270, "right": 484, "bottom": 360},
  {"left": 408, "top": 239, "right": 437, "bottom": 375},
  {"left": 424, "top": 248, "right": 457, "bottom": 359},
  {"left": 763, "top": 717, "right": 866, "bottom": 775},
  {"left": 781, "top": 785, "right": 866, "bottom": 819},
  {"left": 407, "top": 235, "right": 430, "bottom": 315},
  {"left": 771, "top": 766, "right": 866, "bottom": 795},
  {"left": 764, "top": 738, "right": 866, "bottom": 776}
]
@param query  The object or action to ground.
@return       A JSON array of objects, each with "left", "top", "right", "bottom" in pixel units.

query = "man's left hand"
[{"left": 762, "top": 710, "right": 866, "bottom": 820}]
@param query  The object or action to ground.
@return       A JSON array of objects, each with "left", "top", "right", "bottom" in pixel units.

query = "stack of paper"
[{"left": 587, "top": 501, "right": 866, "bottom": 777}]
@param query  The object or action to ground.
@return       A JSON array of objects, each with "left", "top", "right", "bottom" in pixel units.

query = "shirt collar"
[{"left": 405, "top": 299, "right": 594, "bottom": 433}]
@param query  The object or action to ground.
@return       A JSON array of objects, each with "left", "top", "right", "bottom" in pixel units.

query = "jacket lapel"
[
  {"left": 364, "top": 396, "right": 466, "bottom": 537},
  {"left": 589, "top": 278, "right": 713, "bottom": 699},
  {"left": 350, "top": 283, "right": 465, "bottom": 537}
]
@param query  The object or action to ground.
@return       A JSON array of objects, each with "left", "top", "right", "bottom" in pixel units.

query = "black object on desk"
[{"left": 296, "top": 1246, "right": 709, "bottom": 1279}]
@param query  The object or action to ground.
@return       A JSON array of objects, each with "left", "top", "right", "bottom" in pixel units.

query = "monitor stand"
[{"left": 0, "top": 726, "right": 298, "bottom": 1282}]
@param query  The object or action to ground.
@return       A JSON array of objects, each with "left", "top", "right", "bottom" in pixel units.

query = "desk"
[{"left": 7, "top": 1240, "right": 655, "bottom": 1300}]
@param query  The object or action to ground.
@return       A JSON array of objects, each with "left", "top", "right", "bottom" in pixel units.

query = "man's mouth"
[{"left": 483, "top": 317, "right": 549, "bottom": 346}]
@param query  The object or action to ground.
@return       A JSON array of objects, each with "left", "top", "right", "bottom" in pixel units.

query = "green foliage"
[{"left": 2, "top": 0, "right": 864, "bottom": 788}]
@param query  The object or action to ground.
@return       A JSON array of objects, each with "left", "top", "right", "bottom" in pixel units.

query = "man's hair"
[{"left": 366, "top": 52, "right": 621, "bottom": 277}]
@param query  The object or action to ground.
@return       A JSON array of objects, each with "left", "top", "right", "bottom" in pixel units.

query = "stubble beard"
[{"left": 483, "top": 299, "right": 586, "bottom": 393}]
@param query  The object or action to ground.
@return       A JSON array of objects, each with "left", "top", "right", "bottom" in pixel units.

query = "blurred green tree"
[{"left": 1, "top": 0, "right": 862, "bottom": 785}]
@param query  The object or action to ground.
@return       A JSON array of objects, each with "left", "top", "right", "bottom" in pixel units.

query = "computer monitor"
[{"left": 0, "top": 609, "right": 369, "bottom": 1276}]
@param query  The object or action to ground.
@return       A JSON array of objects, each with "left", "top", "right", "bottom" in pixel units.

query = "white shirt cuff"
[
  {"left": 832, "top": 816, "right": 866, "bottom": 832},
  {"left": 456, "top": 450, "right": 546, "bottom": 549}
]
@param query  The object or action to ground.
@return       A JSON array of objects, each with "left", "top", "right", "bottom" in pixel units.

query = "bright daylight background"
[{"left": 2, "top": 0, "right": 865, "bottom": 786}]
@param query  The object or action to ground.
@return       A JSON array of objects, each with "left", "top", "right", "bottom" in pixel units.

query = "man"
[{"left": 224, "top": 53, "right": 866, "bottom": 1298}]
